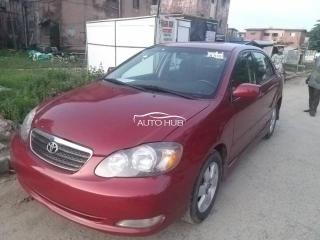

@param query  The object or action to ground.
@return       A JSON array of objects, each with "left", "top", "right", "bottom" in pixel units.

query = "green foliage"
[
  {"left": 309, "top": 21, "right": 320, "bottom": 51},
  {"left": 0, "top": 50, "right": 104, "bottom": 123}
]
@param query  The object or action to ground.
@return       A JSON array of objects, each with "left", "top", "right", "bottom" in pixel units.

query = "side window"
[
  {"left": 232, "top": 52, "right": 254, "bottom": 87},
  {"left": 252, "top": 52, "right": 275, "bottom": 84}
]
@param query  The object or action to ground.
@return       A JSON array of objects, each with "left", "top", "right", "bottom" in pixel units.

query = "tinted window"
[
  {"left": 232, "top": 52, "right": 255, "bottom": 87},
  {"left": 252, "top": 52, "right": 275, "bottom": 84},
  {"left": 108, "top": 46, "right": 230, "bottom": 98}
]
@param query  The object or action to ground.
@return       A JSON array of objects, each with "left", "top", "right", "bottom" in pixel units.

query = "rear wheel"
[
  {"left": 183, "top": 151, "right": 222, "bottom": 224},
  {"left": 265, "top": 107, "right": 277, "bottom": 139}
]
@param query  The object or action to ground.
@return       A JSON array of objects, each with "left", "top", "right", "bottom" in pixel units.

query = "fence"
[{"left": 283, "top": 49, "right": 319, "bottom": 72}]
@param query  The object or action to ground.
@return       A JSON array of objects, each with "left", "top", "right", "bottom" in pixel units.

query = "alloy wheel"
[
  {"left": 269, "top": 108, "right": 277, "bottom": 133},
  {"left": 197, "top": 162, "right": 219, "bottom": 213}
]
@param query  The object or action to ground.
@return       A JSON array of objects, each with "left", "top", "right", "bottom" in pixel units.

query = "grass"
[{"left": 0, "top": 49, "right": 103, "bottom": 124}]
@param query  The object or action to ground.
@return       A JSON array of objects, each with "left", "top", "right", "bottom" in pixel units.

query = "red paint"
[{"left": 11, "top": 43, "right": 283, "bottom": 236}]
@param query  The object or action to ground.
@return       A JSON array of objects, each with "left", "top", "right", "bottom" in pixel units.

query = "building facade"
[
  {"left": 227, "top": 28, "right": 244, "bottom": 41},
  {"left": 24, "top": 0, "right": 119, "bottom": 51},
  {"left": 245, "top": 28, "right": 307, "bottom": 48},
  {"left": 159, "top": 0, "right": 230, "bottom": 35},
  {"left": 121, "top": 0, "right": 230, "bottom": 35},
  {"left": 17, "top": 0, "right": 230, "bottom": 51}
]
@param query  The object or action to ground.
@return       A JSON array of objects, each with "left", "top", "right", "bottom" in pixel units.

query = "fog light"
[{"left": 116, "top": 215, "right": 165, "bottom": 228}]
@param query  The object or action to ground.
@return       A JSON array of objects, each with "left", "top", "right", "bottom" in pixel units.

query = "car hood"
[{"left": 33, "top": 81, "right": 210, "bottom": 155}]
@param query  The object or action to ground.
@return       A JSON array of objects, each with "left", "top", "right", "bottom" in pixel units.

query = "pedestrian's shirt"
[
  {"left": 271, "top": 54, "right": 285, "bottom": 74},
  {"left": 309, "top": 71, "right": 320, "bottom": 90},
  {"left": 309, "top": 59, "right": 320, "bottom": 90}
]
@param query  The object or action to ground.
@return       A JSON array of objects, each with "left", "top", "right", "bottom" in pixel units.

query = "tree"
[{"left": 309, "top": 20, "right": 320, "bottom": 51}]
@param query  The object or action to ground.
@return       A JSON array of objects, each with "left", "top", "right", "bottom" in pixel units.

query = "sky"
[{"left": 228, "top": 0, "right": 320, "bottom": 32}]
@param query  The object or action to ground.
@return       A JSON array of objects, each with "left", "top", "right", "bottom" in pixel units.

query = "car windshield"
[{"left": 106, "top": 46, "right": 230, "bottom": 98}]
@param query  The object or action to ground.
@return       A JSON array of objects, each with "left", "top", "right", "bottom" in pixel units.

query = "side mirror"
[{"left": 233, "top": 83, "right": 260, "bottom": 100}]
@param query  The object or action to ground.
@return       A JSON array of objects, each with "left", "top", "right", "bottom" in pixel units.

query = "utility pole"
[
  {"left": 157, "top": 0, "right": 161, "bottom": 17},
  {"left": 118, "top": 0, "right": 121, "bottom": 18}
]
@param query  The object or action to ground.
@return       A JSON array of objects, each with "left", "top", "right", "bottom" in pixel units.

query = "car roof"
[{"left": 160, "top": 42, "right": 261, "bottom": 52}]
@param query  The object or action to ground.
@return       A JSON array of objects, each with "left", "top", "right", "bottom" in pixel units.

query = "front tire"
[{"left": 183, "top": 151, "right": 222, "bottom": 224}]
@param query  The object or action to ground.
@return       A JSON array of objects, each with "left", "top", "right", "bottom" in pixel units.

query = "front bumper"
[{"left": 10, "top": 134, "right": 188, "bottom": 236}]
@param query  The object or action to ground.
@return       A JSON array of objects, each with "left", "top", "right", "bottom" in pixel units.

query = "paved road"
[{"left": 1, "top": 76, "right": 320, "bottom": 240}]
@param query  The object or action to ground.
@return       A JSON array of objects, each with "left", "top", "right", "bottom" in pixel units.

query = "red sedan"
[{"left": 10, "top": 43, "right": 283, "bottom": 236}]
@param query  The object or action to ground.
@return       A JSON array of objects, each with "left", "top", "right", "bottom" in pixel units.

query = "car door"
[
  {"left": 251, "top": 51, "right": 279, "bottom": 132},
  {"left": 230, "top": 51, "right": 260, "bottom": 159}
]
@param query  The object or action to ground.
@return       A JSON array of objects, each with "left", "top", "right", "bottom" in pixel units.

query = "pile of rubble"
[
  {"left": 0, "top": 115, "right": 13, "bottom": 139},
  {"left": 0, "top": 115, "right": 13, "bottom": 174}
]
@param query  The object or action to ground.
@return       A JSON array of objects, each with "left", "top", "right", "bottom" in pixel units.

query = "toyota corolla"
[{"left": 10, "top": 43, "right": 283, "bottom": 236}]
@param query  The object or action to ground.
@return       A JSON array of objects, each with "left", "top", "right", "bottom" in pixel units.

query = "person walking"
[
  {"left": 272, "top": 47, "right": 286, "bottom": 80},
  {"left": 305, "top": 58, "right": 320, "bottom": 117}
]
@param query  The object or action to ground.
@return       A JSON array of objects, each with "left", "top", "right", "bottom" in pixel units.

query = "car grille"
[{"left": 30, "top": 129, "right": 93, "bottom": 172}]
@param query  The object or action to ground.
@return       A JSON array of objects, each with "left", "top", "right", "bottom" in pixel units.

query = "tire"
[
  {"left": 183, "top": 151, "right": 222, "bottom": 224},
  {"left": 264, "top": 107, "right": 278, "bottom": 139}
]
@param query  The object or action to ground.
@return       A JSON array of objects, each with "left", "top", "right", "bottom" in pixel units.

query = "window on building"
[
  {"left": 290, "top": 32, "right": 296, "bottom": 37},
  {"left": 133, "top": 0, "right": 140, "bottom": 9},
  {"left": 250, "top": 32, "right": 256, "bottom": 35},
  {"left": 264, "top": 33, "right": 270, "bottom": 37},
  {"left": 211, "top": 0, "right": 215, "bottom": 3},
  {"left": 152, "top": 0, "right": 158, "bottom": 5},
  {"left": 272, "top": 33, "right": 279, "bottom": 37}
]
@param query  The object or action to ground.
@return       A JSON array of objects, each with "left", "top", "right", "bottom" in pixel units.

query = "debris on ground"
[
  {"left": 0, "top": 86, "right": 10, "bottom": 92},
  {"left": 16, "top": 196, "right": 34, "bottom": 205},
  {"left": 0, "top": 115, "right": 12, "bottom": 175},
  {"left": 28, "top": 50, "right": 53, "bottom": 62},
  {"left": 0, "top": 115, "right": 14, "bottom": 140}
]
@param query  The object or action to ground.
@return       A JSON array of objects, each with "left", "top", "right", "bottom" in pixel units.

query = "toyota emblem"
[{"left": 47, "top": 142, "right": 59, "bottom": 154}]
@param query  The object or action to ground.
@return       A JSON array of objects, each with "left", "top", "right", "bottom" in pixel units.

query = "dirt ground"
[{"left": 1, "top": 76, "right": 320, "bottom": 240}]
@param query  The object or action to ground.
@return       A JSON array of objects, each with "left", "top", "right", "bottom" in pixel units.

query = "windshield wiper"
[
  {"left": 133, "top": 85, "right": 196, "bottom": 100},
  {"left": 104, "top": 78, "right": 145, "bottom": 91}
]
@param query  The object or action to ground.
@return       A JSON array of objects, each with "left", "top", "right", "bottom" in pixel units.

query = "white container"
[{"left": 86, "top": 15, "right": 192, "bottom": 72}]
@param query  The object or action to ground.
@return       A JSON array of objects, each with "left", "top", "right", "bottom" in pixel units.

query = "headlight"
[
  {"left": 20, "top": 107, "right": 37, "bottom": 142},
  {"left": 95, "top": 142, "right": 183, "bottom": 178}
]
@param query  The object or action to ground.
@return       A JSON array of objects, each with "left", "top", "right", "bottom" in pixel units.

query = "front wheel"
[
  {"left": 265, "top": 107, "right": 277, "bottom": 139},
  {"left": 183, "top": 151, "right": 222, "bottom": 224}
]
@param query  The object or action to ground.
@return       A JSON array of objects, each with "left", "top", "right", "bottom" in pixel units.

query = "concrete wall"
[
  {"left": 121, "top": 0, "right": 152, "bottom": 17},
  {"left": 0, "top": 0, "right": 25, "bottom": 48},
  {"left": 161, "top": 0, "right": 201, "bottom": 16},
  {"left": 214, "top": 0, "right": 230, "bottom": 34},
  {"left": 60, "top": 0, "right": 119, "bottom": 51}
]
